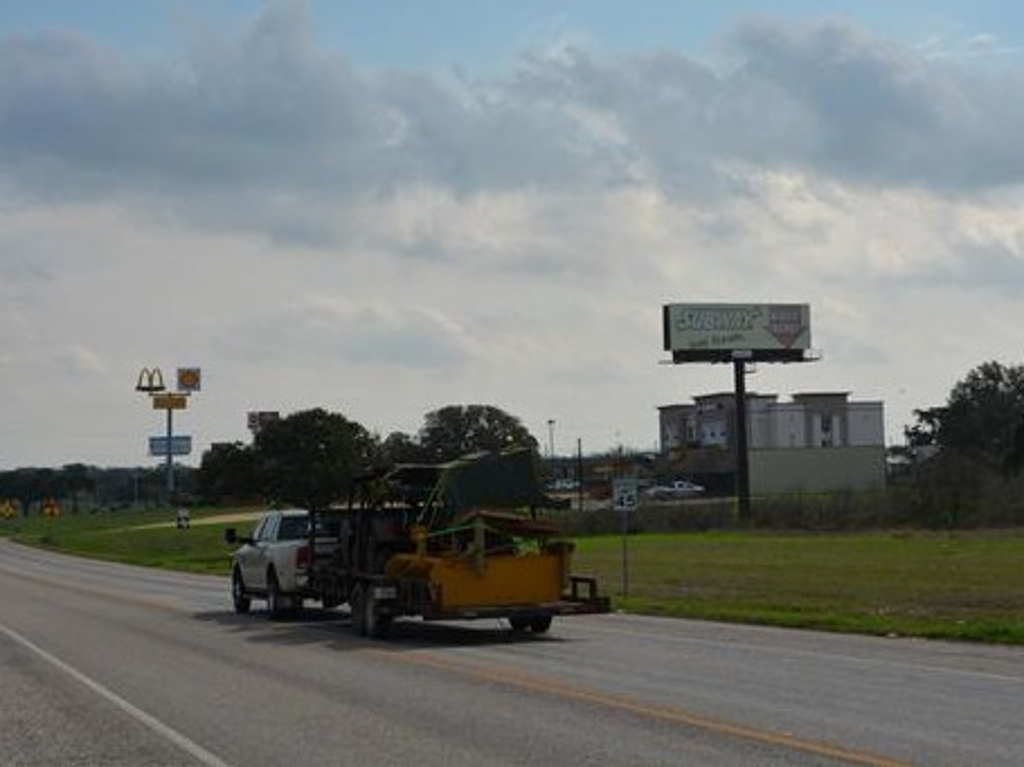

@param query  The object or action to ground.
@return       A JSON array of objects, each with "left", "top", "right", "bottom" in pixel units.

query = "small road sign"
[
  {"left": 149, "top": 436, "right": 192, "bottom": 457},
  {"left": 613, "top": 478, "right": 638, "bottom": 513}
]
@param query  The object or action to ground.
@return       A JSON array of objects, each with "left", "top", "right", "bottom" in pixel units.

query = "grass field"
[
  {"left": 4, "top": 507, "right": 1023, "bottom": 644},
  {"left": 574, "top": 531, "right": 1024, "bottom": 643},
  {"left": 0, "top": 507, "right": 242, "bottom": 574}
]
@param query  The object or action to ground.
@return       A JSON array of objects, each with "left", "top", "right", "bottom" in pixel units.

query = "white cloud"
[{"left": 1, "top": 4, "right": 1023, "bottom": 466}]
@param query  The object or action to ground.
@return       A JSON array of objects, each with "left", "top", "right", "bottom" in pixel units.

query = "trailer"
[
  {"left": 228, "top": 448, "right": 610, "bottom": 637},
  {"left": 314, "top": 448, "right": 609, "bottom": 636}
]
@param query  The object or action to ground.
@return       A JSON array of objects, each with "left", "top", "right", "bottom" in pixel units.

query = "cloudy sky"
[{"left": 1, "top": 0, "right": 1022, "bottom": 468}]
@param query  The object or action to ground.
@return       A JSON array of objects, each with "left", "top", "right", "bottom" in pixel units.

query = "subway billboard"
[{"left": 663, "top": 303, "right": 811, "bottom": 363}]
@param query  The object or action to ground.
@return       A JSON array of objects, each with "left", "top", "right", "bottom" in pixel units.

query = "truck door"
[{"left": 239, "top": 514, "right": 278, "bottom": 591}]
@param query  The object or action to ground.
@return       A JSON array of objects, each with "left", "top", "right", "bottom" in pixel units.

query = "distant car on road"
[
  {"left": 547, "top": 478, "right": 580, "bottom": 492},
  {"left": 643, "top": 480, "right": 705, "bottom": 501}
]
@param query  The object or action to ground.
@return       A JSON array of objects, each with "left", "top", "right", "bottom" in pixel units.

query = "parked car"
[
  {"left": 547, "top": 478, "right": 580, "bottom": 492},
  {"left": 643, "top": 480, "right": 705, "bottom": 501}
]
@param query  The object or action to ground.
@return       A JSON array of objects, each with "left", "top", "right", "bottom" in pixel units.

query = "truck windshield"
[{"left": 277, "top": 515, "right": 309, "bottom": 541}]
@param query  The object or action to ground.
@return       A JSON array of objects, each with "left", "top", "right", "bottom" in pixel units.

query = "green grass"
[
  {"left": 573, "top": 531, "right": 1024, "bottom": 643},
  {"left": 0, "top": 506, "right": 243, "bottom": 574},
  {"left": 4, "top": 509, "right": 1024, "bottom": 644}
]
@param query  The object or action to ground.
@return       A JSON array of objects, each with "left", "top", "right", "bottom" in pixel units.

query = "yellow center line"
[{"left": 363, "top": 648, "right": 911, "bottom": 767}]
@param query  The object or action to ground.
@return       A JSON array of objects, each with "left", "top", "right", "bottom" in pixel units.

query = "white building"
[{"left": 658, "top": 392, "right": 886, "bottom": 493}]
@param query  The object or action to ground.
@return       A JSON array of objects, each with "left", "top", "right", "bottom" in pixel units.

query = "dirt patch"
[{"left": 196, "top": 511, "right": 265, "bottom": 525}]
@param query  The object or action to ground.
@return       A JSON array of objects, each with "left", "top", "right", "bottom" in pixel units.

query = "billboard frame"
[{"left": 662, "top": 303, "right": 812, "bottom": 364}]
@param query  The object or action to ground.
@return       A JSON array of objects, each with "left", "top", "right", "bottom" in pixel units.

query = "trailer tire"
[
  {"left": 509, "top": 617, "right": 531, "bottom": 632},
  {"left": 350, "top": 584, "right": 391, "bottom": 639},
  {"left": 530, "top": 616, "right": 553, "bottom": 634},
  {"left": 375, "top": 613, "right": 393, "bottom": 639},
  {"left": 350, "top": 585, "right": 367, "bottom": 636},
  {"left": 231, "top": 568, "right": 251, "bottom": 614}
]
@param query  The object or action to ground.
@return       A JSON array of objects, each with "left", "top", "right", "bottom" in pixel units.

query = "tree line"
[
  {"left": 0, "top": 404, "right": 537, "bottom": 514},
  {"left": 893, "top": 360, "right": 1024, "bottom": 527},
  {"left": 197, "top": 404, "right": 537, "bottom": 508},
  {"left": 5, "top": 363, "right": 1024, "bottom": 526}
]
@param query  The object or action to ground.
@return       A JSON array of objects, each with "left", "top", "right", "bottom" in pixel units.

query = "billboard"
[{"left": 663, "top": 303, "right": 811, "bottom": 363}]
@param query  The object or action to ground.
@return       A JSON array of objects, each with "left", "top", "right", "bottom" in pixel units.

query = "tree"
[
  {"left": 378, "top": 431, "right": 424, "bottom": 465},
  {"left": 903, "top": 407, "right": 943, "bottom": 449},
  {"left": 901, "top": 361, "right": 1024, "bottom": 527},
  {"left": 934, "top": 361, "right": 1024, "bottom": 471},
  {"left": 1004, "top": 414, "right": 1024, "bottom": 477},
  {"left": 197, "top": 442, "right": 259, "bottom": 502},
  {"left": 61, "top": 463, "right": 95, "bottom": 514},
  {"left": 255, "top": 408, "right": 375, "bottom": 507},
  {"left": 417, "top": 405, "right": 538, "bottom": 462}
]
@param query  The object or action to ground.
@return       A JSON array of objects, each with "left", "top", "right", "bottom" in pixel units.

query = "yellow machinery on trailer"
[{"left": 308, "top": 448, "right": 609, "bottom": 637}]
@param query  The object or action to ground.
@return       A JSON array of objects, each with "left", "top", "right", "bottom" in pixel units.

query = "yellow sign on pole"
[
  {"left": 152, "top": 393, "right": 188, "bottom": 410},
  {"left": 177, "top": 367, "right": 202, "bottom": 392}
]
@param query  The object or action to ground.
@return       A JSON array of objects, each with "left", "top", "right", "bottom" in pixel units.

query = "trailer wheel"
[
  {"left": 350, "top": 585, "right": 367, "bottom": 636},
  {"left": 529, "top": 616, "right": 553, "bottom": 634},
  {"left": 375, "top": 613, "right": 393, "bottom": 639},
  {"left": 231, "top": 568, "right": 251, "bottom": 614},
  {"left": 509, "top": 617, "right": 531, "bottom": 632},
  {"left": 350, "top": 584, "right": 391, "bottom": 639},
  {"left": 267, "top": 570, "right": 285, "bottom": 619}
]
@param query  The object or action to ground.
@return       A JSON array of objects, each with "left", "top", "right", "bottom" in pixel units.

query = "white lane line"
[{"left": 0, "top": 622, "right": 230, "bottom": 767}]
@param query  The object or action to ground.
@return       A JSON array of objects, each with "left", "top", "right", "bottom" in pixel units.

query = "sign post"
[
  {"left": 136, "top": 366, "right": 201, "bottom": 504},
  {"left": 613, "top": 477, "right": 638, "bottom": 600}
]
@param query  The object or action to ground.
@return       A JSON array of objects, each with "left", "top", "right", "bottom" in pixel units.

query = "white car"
[
  {"left": 643, "top": 480, "right": 705, "bottom": 501},
  {"left": 547, "top": 478, "right": 580, "bottom": 492}
]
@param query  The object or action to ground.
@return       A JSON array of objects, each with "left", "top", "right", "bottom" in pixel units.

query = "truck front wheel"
[{"left": 232, "top": 568, "right": 251, "bottom": 614}]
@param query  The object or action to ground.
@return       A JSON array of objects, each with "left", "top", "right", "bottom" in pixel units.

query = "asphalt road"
[{"left": 1, "top": 538, "right": 1021, "bottom": 766}]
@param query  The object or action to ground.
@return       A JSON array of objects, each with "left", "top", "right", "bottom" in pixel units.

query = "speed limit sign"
[{"left": 613, "top": 478, "right": 638, "bottom": 512}]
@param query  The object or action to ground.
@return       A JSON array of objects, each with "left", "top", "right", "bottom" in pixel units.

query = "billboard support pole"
[
  {"left": 165, "top": 406, "right": 175, "bottom": 503},
  {"left": 733, "top": 359, "right": 751, "bottom": 522}
]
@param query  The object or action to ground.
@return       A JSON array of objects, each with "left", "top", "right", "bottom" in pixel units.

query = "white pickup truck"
[{"left": 225, "top": 509, "right": 314, "bottom": 617}]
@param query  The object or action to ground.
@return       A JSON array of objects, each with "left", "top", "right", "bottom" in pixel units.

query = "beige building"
[{"left": 658, "top": 392, "right": 886, "bottom": 493}]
